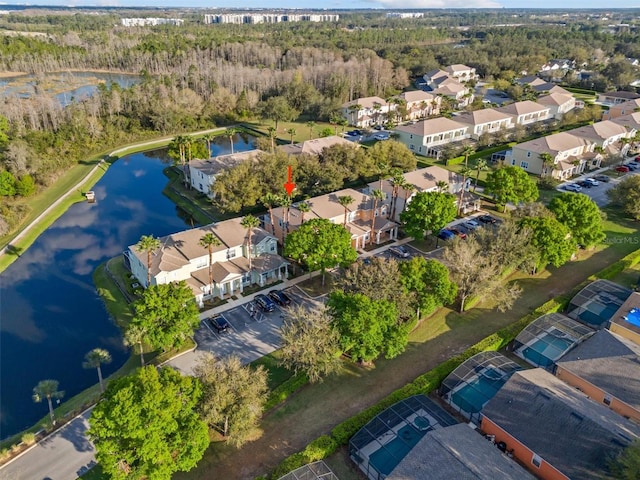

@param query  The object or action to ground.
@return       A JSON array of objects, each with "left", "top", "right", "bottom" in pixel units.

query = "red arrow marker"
[{"left": 284, "top": 165, "right": 296, "bottom": 196}]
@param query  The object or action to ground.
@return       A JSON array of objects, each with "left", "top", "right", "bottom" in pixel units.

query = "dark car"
[
  {"left": 594, "top": 174, "right": 611, "bottom": 183},
  {"left": 577, "top": 180, "right": 593, "bottom": 188},
  {"left": 478, "top": 214, "right": 497, "bottom": 224},
  {"left": 389, "top": 245, "right": 411, "bottom": 258},
  {"left": 626, "top": 163, "right": 638, "bottom": 171},
  {"left": 346, "top": 130, "right": 359, "bottom": 137},
  {"left": 254, "top": 293, "right": 276, "bottom": 313},
  {"left": 209, "top": 315, "right": 230, "bottom": 333},
  {"left": 448, "top": 227, "right": 467, "bottom": 239},
  {"left": 437, "top": 229, "right": 455, "bottom": 241},
  {"left": 373, "top": 125, "right": 383, "bottom": 131},
  {"left": 268, "top": 289, "right": 292, "bottom": 307}
]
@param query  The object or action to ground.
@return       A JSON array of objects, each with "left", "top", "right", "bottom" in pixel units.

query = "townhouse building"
[
  {"left": 189, "top": 150, "right": 261, "bottom": 198},
  {"left": 494, "top": 100, "right": 552, "bottom": 126},
  {"left": 392, "top": 117, "right": 470, "bottom": 158},
  {"left": 341, "top": 96, "right": 393, "bottom": 127},
  {"left": 396, "top": 90, "right": 441, "bottom": 120},
  {"left": 602, "top": 98, "right": 640, "bottom": 120},
  {"left": 536, "top": 93, "right": 576, "bottom": 119},
  {"left": 455, "top": 109, "right": 515, "bottom": 140}
]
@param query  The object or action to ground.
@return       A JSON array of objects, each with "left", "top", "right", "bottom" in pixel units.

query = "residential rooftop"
[
  {"left": 189, "top": 150, "right": 261, "bottom": 176},
  {"left": 495, "top": 100, "right": 549, "bottom": 116},
  {"left": 279, "top": 135, "right": 355, "bottom": 156},
  {"left": 395, "top": 117, "right": 468, "bottom": 136},
  {"left": 514, "top": 131, "right": 590, "bottom": 154}
]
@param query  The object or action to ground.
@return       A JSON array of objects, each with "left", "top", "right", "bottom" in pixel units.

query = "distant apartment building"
[
  {"left": 422, "top": 67, "right": 475, "bottom": 109},
  {"left": 204, "top": 13, "right": 339, "bottom": 24},
  {"left": 392, "top": 117, "right": 470, "bottom": 158},
  {"left": 120, "top": 18, "right": 184, "bottom": 27},
  {"left": 444, "top": 64, "right": 478, "bottom": 83},
  {"left": 397, "top": 90, "right": 441, "bottom": 120},
  {"left": 189, "top": 150, "right": 262, "bottom": 198},
  {"left": 341, "top": 96, "right": 393, "bottom": 127},
  {"left": 386, "top": 12, "right": 424, "bottom": 18}
]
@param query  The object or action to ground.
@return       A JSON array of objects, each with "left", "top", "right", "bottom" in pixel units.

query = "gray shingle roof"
[
  {"left": 556, "top": 329, "right": 640, "bottom": 412},
  {"left": 482, "top": 368, "right": 640, "bottom": 480},
  {"left": 387, "top": 424, "right": 535, "bottom": 480}
]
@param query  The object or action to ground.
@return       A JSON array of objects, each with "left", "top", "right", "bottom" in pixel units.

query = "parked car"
[
  {"left": 593, "top": 174, "right": 611, "bottom": 183},
  {"left": 346, "top": 130, "right": 359, "bottom": 137},
  {"left": 374, "top": 134, "right": 388, "bottom": 141},
  {"left": 373, "top": 125, "right": 384, "bottom": 131},
  {"left": 437, "top": 229, "right": 455, "bottom": 241},
  {"left": 464, "top": 219, "right": 481, "bottom": 230},
  {"left": 448, "top": 227, "right": 467, "bottom": 239},
  {"left": 254, "top": 293, "right": 276, "bottom": 313},
  {"left": 626, "top": 163, "right": 638, "bottom": 171},
  {"left": 389, "top": 245, "right": 411, "bottom": 258},
  {"left": 577, "top": 180, "right": 593, "bottom": 188},
  {"left": 583, "top": 178, "right": 599, "bottom": 186},
  {"left": 616, "top": 166, "right": 630, "bottom": 173},
  {"left": 563, "top": 183, "right": 582, "bottom": 192},
  {"left": 478, "top": 214, "right": 497, "bottom": 224},
  {"left": 268, "top": 289, "right": 292, "bottom": 307},
  {"left": 208, "top": 314, "right": 230, "bottom": 334}
]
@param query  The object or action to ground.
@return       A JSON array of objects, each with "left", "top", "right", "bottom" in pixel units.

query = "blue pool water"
[
  {"left": 521, "top": 335, "right": 572, "bottom": 368},
  {"left": 624, "top": 309, "right": 640, "bottom": 328},
  {"left": 577, "top": 303, "right": 620, "bottom": 328},
  {"left": 368, "top": 424, "right": 426, "bottom": 476},
  {"left": 450, "top": 369, "right": 505, "bottom": 414}
]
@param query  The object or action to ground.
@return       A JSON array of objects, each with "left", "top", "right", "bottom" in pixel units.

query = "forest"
[{"left": 0, "top": 9, "right": 639, "bottom": 235}]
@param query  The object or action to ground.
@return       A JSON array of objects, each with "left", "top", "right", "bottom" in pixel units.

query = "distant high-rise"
[
  {"left": 203, "top": 13, "right": 339, "bottom": 25},
  {"left": 386, "top": 12, "right": 424, "bottom": 19},
  {"left": 121, "top": 18, "right": 184, "bottom": 27}
]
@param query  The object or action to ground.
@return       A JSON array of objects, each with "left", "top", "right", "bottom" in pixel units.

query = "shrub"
[
  {"left": 20, "top": 433, "right": 36, "bottom": 446},
  {"left": 264, "top": 374, "right": 309, "bottom": 411}
]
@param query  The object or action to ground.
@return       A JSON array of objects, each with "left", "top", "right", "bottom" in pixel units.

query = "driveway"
[
  {"left": 557, "top": 169, "right": 638, "bottom": 207},
  {"left": 167, "top": 286, "right": 324, "bottom": 375}
]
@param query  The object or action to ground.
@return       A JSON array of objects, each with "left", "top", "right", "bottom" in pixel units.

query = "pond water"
[
  {"left": 0, "top": 71, "right": 140, "bottom": 107},
  {"left": 0, "top": 132, "right": 255, "bottom": 440}
]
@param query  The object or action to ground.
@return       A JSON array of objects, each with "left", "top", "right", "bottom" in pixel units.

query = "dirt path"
[{"left": 178, "top": 244, "right": 631, "bottom": 480}]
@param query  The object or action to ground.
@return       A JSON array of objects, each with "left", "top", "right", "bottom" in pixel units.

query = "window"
[
  {"left": 532, "top": 454, "right": 542, "bottom": 468},
  {"left": 604, "top": 394, "right": 612, "bottom": 406},
  {"left": 195, "top": 258, "right": 207, "bottom": 268},
  {"left": 526, "top": 151, "right": 531, "bottom": 158},
  {"left": 520, "top": 161, "right": 529, "bottom": 169},
  {"left": 511, "top": 159, "right": 516, "bottom": 166},
  {"left": 227, "top": 249, "right": 236, "bottom": 259},
  {"left": 270, "top": 243, "right": 276, "bottom": 252},
  {"left": 410, "top": 134, "right": 413, "bottom": 139}
]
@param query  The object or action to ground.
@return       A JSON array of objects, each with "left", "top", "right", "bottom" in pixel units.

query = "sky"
[{"left": 2, "top": 1, "right": 639, "bottom": 10}]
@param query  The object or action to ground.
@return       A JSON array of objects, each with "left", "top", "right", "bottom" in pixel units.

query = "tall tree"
[
  {"left": 297, "top": 201, "right": 311, "bottom": 224},
  {"left": 400, "top": 191, "right": 457, "bottom": 245},
  {"left": 369, "top": 189, "right": 385, "bottom": 245},
  {"left": 261, "top": 192, "right": 280, "bottom": 235},
  {"left": 32, "top": 380, "right": 64, "bottom": 426},
  {"left": 327, "top": 291, "right": 404, "bottom": 365},
  {"left": 130, "top": 281, "right": 200, "bottom": 351},
  {"left": 369, "top": 140, "right": 417, "bottom": 174},
  {"left": 337, "top": 195, "right": 354, "bottom": 226},
  {"left": 399, "top": 257, "right": 457, "bottom": 317},
  {"left": 485, "top": 166, "right": 539, "bottom": 209},
  {"left": 124, "top": 324, "right": 148, "bottom": 367},
  {"left": 286, "top": 128, "right": 297, "bottom": 145},
  {"left": 279, "top": 305, "right": 342, "bottom": 383},
  {"left": 278, "top": 194, "right": 292, "bottom": 244},
  {"left": 285, "top": 218, "right": 357, "bottom": 285},
  {"left": 194, "top": 354, "right": 268, "bottom": 447},
  {"left": 88, "top": 366, "right": 208, "bottom": 480},
  {"left": 306, "top": 121, "right": 316, "bottom": 139},
  {"left": 389, "top": 168, "right": 405, "bottom": 221},
  {"left": 225, "top": 127, "right": 239, "bottom": 154},
  {"left": 539, "top": 152, "right": 554, "bottom": 177},
  {"left": 267, "top": 126, "right": 277, "bottom": 153},
  {"left": 457, "top": 165, "right": 473, "bottom": 215},
  {"left": 202, "top": 133, "right": 215, "bottom": 157},
  {"left": 610, "top": 439, "right": 640, "bottom": 480},
  {"left": 260, "top": 96, "right": 299, "bottom": 130},
  {"left": 240, "top": 214, "right": 260, "bottom": 273},
  {"left": 199, "top": 232, "right": 222, "bottom": 297},
  {"left": 135, "top": 235, "right": 161, "bottom": 288},
  {"left": 549, "top": 193, "right": 605, "bottom": 248},
  {"left": 607, "top": 176, "right": 640, "bottom": 220},
  {"left": 473, "top": 158, "right": 488, "bottom": 192},
  {"left": 520, "top": 216, "right": 576, "bottom": 271},
  {"left": 83, "top": 348, "right": 112, "bottom": 393}
]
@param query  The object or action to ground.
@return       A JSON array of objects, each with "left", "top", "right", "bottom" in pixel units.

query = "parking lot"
[
  {"left": 167, "top": 286, "right": 325, "bottom": 375},
  {"left": 558, "top": 167, "right": 639, "bottom": 207}
]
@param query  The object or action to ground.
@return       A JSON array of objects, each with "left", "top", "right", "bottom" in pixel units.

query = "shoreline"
[{"left": 0, "top": 68, "right": 138, "bottom": 79}]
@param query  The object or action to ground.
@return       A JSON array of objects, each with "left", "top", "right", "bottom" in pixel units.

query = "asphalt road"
[
  {"left": 0, "top": 409, "right": 96, "bottom": 480},
  {"left": 558, "top": 169, "right": 639, "bottom": 207}
]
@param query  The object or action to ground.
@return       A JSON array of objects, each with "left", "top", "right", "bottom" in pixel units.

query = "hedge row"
[
  {"left": 590, "top": 249, "right": 640, "bottom": 281},
  {"left": 264, "top": 373, "right": 309, "bottom": 412},
  {"left": 267, "top": 295, "right": 567, "bottom": 479},
  {"left": 445, "top": 142, "right": 517, "bottom": 166}
]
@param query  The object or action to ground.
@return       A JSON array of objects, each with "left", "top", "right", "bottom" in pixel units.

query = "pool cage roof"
[
  {"left": 277, "top": 461, "right": 339, "bottom": 480},
  {"left": 567, "top": 280, "right": 632, "bottom": 326},
  {"left": 439, "top": 351, "right": 522, "bottom": 403},
  {"left": 513, "top": 313, "right": 594, "bottom": 363}
]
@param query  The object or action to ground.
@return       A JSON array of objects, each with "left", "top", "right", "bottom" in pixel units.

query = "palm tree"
[
  {"left": 457, "top": 166, "right": 473, "bottom": 216},
  {"left": 462, "top": 146, "right": 475, "bottom": 169},
  {"left": 348, "top": 103, "right": 362, "bottom": 126},
  {"left": 278, "top": 194, "right": 292, "bottom": 244},
  {"left": 436, "top": 180, "right": 449, "bottom": 193},
  {"left": 173, "top": 134, "right": 190, "bottom": 186},
  {"left": 83, "top": 348, "right": 112, "bottom": 393},
  {"left": 338, "top": 118, "right": 349, "bottom": 134},
  {"left": 225, "top": 127, "right": 239, "bottom": 154},
  {"left": 33, "top": 380, "right": 64, "bottom": 425},
  {"left": 135, "top": 235, "right": 161, "bottom": 287},
  {"left": 261, "top": 192, "right": 280, "bottom": 235},
  {"left": 306, "top": 121, "right": 316, "bottom": 139},
  {"left": 124, "top": 324, "right": 147, "bottom": 367},
  {"left": 539, "top": 152, "right": 554, "bottom": 177},
  {"left": 337, "top": 195, "right": 355, "bottom": 227},
  {"left": 474, "top": 159, "right": 488, "bottom": 192},
  {"left": 297, "top": 201, "right": 311, "bottom": 224},
  {"left": 389, "top": 168, "right": 404, "bottom": 221},
  {"left": 329, "top": 113, "right": 341, "bottom": 135},
  {"left": 202, "top": 133, "right": 215, "bottom": 158},
  {"left": 266, "top": 126, "right": 277, "bottom": 153},
  {"left": 199, "top": 232, "right": 222, "bottom": 297},
  {"left": 377, "top": 160, "right": 390, "bottom": 191},
  {"left": 369, "top": 189, "right": 385, "bottom": 245},
  {"left": 286, "top": 128, "right": 297, "bottom": 145},
  {"left": 400, "top": 182, "right": 415, "bottom": 216},
  {"left": 240, "top": 215, "right": 260, "bottom": 272}
]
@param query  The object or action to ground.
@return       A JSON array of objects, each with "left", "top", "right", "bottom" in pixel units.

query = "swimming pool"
[
  {"left": 576, "top": 302, "right": 620, "bottom": 328},
  {"left": 520, "top": 334, "right": 573, "bottom": 368},
  {"left": 624, "top": 308, "right": 640, "bottom": 328},
  {"left": 368, "top": 424, "right": 426, "bottom": 476},
  {"left": 450, "top": 369, "right": 505, "bottom": 415}
]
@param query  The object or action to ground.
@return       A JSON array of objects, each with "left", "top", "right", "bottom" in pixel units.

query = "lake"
[
  {"left": 0, "top": 71, "right": 140, "bottom": 107},
  {"left": 0, "top": 132, "right": 256, "bottom": 440}
]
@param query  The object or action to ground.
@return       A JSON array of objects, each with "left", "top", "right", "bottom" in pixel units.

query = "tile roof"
[
  {"left": 569, "top": 120, "right": 628, "bottom": 142},
  {"left": 446, "top": 64, "right": 474, "bottom": 73},
  {"left": 514, "top": 131, "right": 590, "bottom": 155},
  {"left": 387, "top": 424, "right": 535, "bottom": 480},
  {"left": 189, "top": 150, "right": 261, "bottom": 176},
  {"left": 557, "top": 329, "right": 640, "bottom": 412},
  {"left": 495, "top": 100, "right": 549, "bottom": 116},
  {"left": 611, "top": 112, "right": 640, "bottom": 131},
  {"left": 536, "top": 93, "right": 575, "bottom": 107},
  {"left": 455, "top": 109, "right": 514, "bottom": 126},
  {"left": 399, "top": 90, "right": 435, "bottom": 104},
  {"left": 372, "top": 166, "right": 463, "bottom": 196},
  {"left": 482, "top": 368, "right": 640, "bottom": 480},
  {"left": 394, "top": 117, "right": 468, "bottom": 136},
  {"left": 342, "top": 96, "right": 388, "bottom": 109}
]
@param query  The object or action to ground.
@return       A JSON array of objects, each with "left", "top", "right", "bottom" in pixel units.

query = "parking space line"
[{"left": 201, "top": 319, "right": 219, "bottom": 339}]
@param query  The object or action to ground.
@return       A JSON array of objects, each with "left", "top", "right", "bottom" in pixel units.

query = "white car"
[
  {"left": 584, "top": 178, "right": 599, "bottom": 187},
  {"left": 374, "top": 134, "right": 388, "bottom": 141},
  {"left": 464, "top": 220, "right": 480, "bottom": 230},
  {"left": 564, "top": 183, "right": 582, "bottom": 192}
]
